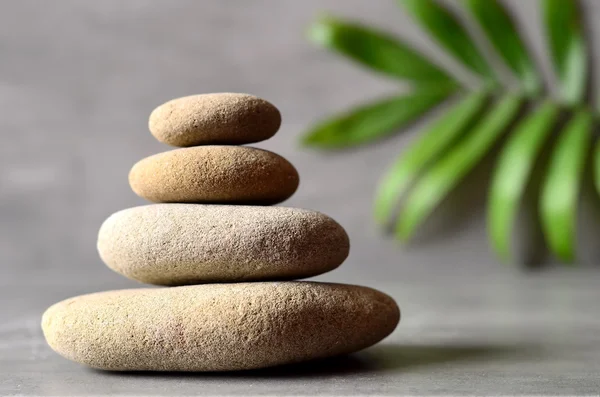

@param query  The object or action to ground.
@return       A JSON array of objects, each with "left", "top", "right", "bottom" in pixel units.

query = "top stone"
[{"left": 149, "top": 93, "right": 282, "bottom": 147}]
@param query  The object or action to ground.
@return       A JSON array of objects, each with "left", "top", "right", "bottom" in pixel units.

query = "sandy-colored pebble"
[
  {"left": 97, "top": 204, "right": 350, "bottom": 285},
  {"left": 149, "top": 93, "right": 281, "bottom": 147},
  {"left": 129, "top": 146, "right": 299, "bottom": 204},
  {"left": 42, "top": 282, "right": 400, "bottom": 371}
]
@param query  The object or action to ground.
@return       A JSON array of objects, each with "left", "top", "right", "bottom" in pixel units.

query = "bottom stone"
[{"left": 41, "top": 282, "right": 400, "bottom": 371}]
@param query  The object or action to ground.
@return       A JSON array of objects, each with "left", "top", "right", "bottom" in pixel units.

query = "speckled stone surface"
[
  {"left": 97, "top": 204, "right": 350, "bottom": 285},
  {"left": 129, "top": 146, "right": 299, "bottom": 204},
  {"left": 41, "top": 282, "right": 400, "bottom": 372},
  {"left": 149, "top": 93, "right": 281, "bottom": 147}
]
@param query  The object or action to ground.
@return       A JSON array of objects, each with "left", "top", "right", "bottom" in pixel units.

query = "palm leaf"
[
  {"left": 542, "top": 0, "right": 587, "bottom": 105},
  {"left": 540, "top": 111, "right": 594, "bottom": 263},
  {"left": 374, "top": 90, "right": 488, "bottom": 224},
  {"left": 399, "top": 0, "right": 496, "bottom": 83},
  {"left": 594, "top": 140, "right": 600, "bottom": 196},
  {"left": 303, "top": 88, "right": 454, "bottom": 148},
  {"left": 396, "top": 95, "right": 523, "bottom": 241},
  {"left": 463, "top": 0, "right": 541, "bottom": 95},
  {"left": 308, "top": 15, "right": 455, "bottom": 84},
  {"left": 303, "top": 0, "right": 597, "bottom": 266},
  {"left": 487, "top": 101, "right": 560, "bottom": 261}
]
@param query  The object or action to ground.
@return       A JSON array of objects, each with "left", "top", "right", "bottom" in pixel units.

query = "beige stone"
[
  {"left": 97, "top": 204, "right": 350, "bottom": 285},
  {"left": 129, "top": 146, "right": 299, "bottom": 204},
  {"left": 149, "top": 93, "right": 281, "bottom": 147},
  {"left": 42, "top": 282, "right": 400, "bottom": 371}
]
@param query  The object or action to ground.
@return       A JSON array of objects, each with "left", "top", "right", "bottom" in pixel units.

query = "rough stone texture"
[
  {"left": 149, "top": 93, "right": 282, "bottom": 147},
  {"left": 129, "top": 146, "right": 299, "bottom": 204},
  {"left": 41, "top": 282, "right": 400, "bottom": 372},
  {"left": 97, "top": 204, "right": 350, "bottom": 285}
]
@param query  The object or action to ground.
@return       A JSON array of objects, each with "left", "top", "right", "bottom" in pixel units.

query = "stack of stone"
[{"left": 42, "top": 93, "right": 400, "bottom": 372}]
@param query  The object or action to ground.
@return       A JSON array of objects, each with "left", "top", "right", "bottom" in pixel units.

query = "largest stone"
[
  {"left": 129, "top": 146, "right": 299, "bottom": 204},
  {"left": 97, "top": 204, "right": 350, "bottom": 285},
  {"left": 42, "top": 282, "right": 400, "bottom": 371}
]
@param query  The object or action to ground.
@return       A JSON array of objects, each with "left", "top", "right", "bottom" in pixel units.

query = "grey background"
[{"left": 2, "top": 0, "right": 600, "bottom": 395}]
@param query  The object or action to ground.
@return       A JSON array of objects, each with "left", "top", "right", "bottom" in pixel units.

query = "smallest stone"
[{"left": 149, "top": 93, "right": 281, "bottom": 147}]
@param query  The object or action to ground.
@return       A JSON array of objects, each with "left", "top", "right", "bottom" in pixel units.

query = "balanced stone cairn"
[{"left": 42, "top": 93, "right": 400, "bottom": 372}]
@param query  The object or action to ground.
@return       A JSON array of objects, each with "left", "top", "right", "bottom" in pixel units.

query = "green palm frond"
[
  {"left": 308, "top": 15, "right": 456, "bottom": 85},
  {"left": 463, "top": 0, "right": 542, "bottom": 95},
  {"left": 302, "top": 88, "right": 453, "bottom": 148},
  {"left": 542, "top": 0, "right": 587, "bottom": 105},
  {"left": 540, "top": 111, "right": 593, "bottom": 262},
  {"left": 397, "top": 94, "right": 523, "bottom": 241},
  {"left": 400, "top": 0, "right": 496, "bottom": 83},
  {"left": 488, "top": 101, "right": 560, "bottom": 262},
  {"left": 374, "top": 90, "right": 489, "bottom": 225},
  {"left": 302, "top": 0, "right": 599, "bottom": 265}
]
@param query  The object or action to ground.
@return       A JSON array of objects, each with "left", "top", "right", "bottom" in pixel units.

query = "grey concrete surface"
[
  {"left": 2, "top": 0, "right": 600, "bottom": 395},
  {"left": 4, "top": 272, "right": 600, "bottom": 395}
]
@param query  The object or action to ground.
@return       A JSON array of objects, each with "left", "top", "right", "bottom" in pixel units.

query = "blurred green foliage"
[{"left": 303, "top": 0, "right": 599, "bottom": 265}]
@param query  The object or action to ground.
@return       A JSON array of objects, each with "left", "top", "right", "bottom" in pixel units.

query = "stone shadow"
[{"left": 95, "top": 342, "right": 543, "bottom": 379}]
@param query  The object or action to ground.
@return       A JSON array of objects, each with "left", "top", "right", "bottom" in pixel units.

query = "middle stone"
[
  {"left": 129, "top": 146, "right": 299, "bottom": 205},
  {"left": 98, "top": 204, "right": 350, "bottom": 285}
]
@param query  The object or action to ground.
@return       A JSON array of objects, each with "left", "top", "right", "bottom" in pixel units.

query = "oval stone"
[
  {"left": 149, "top": 93, "right": 281, "bottom": 147},
  {"left": 129, "top": 146, "right": 299, "bottom": 204},
  {"left": 42, "top": 282, "right": 400, "bottom": 371},
  {"left": 98, "top": 204, "right": 350, "bottom": 285}
]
